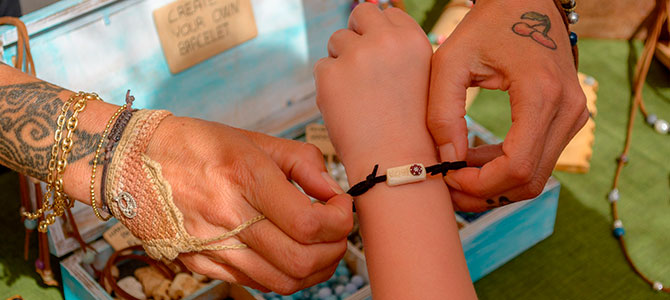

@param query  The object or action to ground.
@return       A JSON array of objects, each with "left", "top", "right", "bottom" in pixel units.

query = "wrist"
[{"left": 340, "top": 134, "right": 439, "bottom": 186}]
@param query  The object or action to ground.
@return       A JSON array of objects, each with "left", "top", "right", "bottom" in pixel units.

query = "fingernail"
[
  {"left": 440, "top": 143, "right": 458, "bottom": 161},
  {"left": 444, "top": 174, "right": 463, "bottom": 191},
  {"left": 322, "top": 172, "right": 344, "bottom": 194}
]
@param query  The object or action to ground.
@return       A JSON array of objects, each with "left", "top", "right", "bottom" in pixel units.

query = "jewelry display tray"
[{"left": 0, "top": 0, "right": 558, "bottom": 298}]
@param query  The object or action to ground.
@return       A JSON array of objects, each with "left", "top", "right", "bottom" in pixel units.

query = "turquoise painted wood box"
[{"left": 0, "top": 1, "right": 559, "bottom": 298}]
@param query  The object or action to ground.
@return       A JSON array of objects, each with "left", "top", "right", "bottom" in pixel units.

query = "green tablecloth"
[
  {"left": 2, "top": 2, "right": 670, "bottom": 299},
  {"left": 469, "top": 38, "right": 670, "bottom": 299}
]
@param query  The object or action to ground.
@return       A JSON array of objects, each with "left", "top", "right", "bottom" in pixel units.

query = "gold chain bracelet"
[
  {"left": 21, "top": 91, "right": 100, "bottom": 232},
  {"left": 90, "top": 104, "right": 127, "bottom": 221}
]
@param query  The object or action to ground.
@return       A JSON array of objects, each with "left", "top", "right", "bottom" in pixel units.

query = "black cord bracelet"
[{"left": 346, "top": 161, "right": 467, "bottom": 212}]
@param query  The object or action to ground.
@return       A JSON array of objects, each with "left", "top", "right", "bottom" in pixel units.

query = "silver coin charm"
[{"left": 113, "top": 191, "right": 137, "bottom": 219}]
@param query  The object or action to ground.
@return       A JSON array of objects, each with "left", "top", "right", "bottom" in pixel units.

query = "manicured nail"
[
  {"left": 444, "top": 174, "right": 463, "bottom": 191},
  {"left": 440, "top": 143, "right": 458, "bottom": 161},
  {"left": 322, "top": 172, "right": 344, "bottom": 194}
]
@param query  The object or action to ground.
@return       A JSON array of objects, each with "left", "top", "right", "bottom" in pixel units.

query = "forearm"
[
  {"left": 344, "top": 132, "right": 477, "bottom": 299},
  {"left": 0, "top": 64, "right": 120, "bottom": 204}
]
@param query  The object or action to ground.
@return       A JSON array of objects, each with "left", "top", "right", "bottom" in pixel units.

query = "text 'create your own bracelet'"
[{"left": 346, "top": 161, "right": 467, "bottom": 210}]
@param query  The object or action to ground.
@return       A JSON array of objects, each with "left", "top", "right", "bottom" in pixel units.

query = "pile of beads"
[{"left": 258, "top": 260, "right": 368, "bottom": 300}]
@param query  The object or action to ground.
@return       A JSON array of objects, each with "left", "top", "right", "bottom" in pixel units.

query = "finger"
[
  {"left": 464, "top": 143, "right": 504, "bottom": 167},
  {"left": 248, "top": 165, "right": 354, "bottom": 243},
  {"left": 237, "top": 129, "right": 343, "bottom": 200},
  {"left": 328, "top": 29, "right": 359, "bottom": 58},
  {"left": 443, "top": 84, "right": 556, "bottom": 198},
  {"left": 348, "top": 2, "right": 387, "bottom": 35},
  {"left": 427, "top": 45, "right": 472, "bottom": 162},
  {"left": 203, "top": 245, "right": 341, "bottom": 295},
  {"left": 450, "top": 102, "right": 588, "bottom": 211},
  {"left": 313, "top": 57, "right": 335, "bottom": 82},
  {"left": 382, "top": 7, "right": 420, "bottom": 28},
  {"left": 179, "top": 253, "right": 268, "bottom": 292},
  {"left": 235, "top": 209, "right": 349, "bottom": 279}
]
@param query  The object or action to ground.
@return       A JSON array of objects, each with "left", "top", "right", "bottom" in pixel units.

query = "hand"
[
  {"left": 427, "top": 0, "right": 588, "bottom": 211},
  {"left": 146, "top": 116, "right": 353, "bottom": 294},
  {"left": 314, "top": 3, "right": 436, "bottom": 179}
]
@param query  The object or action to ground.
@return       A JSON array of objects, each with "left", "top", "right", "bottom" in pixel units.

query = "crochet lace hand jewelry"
[{"left": 347, "top": 161, "right": 466, "bottom": 210}]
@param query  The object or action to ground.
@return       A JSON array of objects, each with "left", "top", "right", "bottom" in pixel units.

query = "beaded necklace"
[{"left": 607, "top": 1, "right": 669, "bottom": 293}]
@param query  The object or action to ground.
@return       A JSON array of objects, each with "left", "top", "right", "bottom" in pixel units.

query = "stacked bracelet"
[{"left": 21, "top": 92, "right": 100, "bottom": 232}]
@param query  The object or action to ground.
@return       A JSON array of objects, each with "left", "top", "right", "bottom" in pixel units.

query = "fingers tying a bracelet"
[
  {"left": 234, "top": 213, "right": 348, "bottom": 280},
  {"left": 178, "top": 253, "right": 267, "bottom": 292}
]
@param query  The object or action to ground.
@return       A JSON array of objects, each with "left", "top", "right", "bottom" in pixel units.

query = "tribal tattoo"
[
  {"left": 0, "top": 81, "right": 102, "bottom": 179},
  {"left": 512, "top": 11, "right": 557, "bottom": 50}
]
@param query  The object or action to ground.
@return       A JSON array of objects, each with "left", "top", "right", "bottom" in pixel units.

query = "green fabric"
[
  {"left": 468, "top": 39, "right": 670, "bottom": 300},
  {"left": 1, "top": 173, "right": 63, "bottom": 299}
]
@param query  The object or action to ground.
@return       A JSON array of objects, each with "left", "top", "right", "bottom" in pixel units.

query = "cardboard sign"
[
  {"left": 305, "top": 123, "right": 336, "bottom": 157},
  {"left": 153, "top": 0, "right": 258, "bottom": 73},
  {"left": 103, "top": 222, "right": 142, "bottom": 251}
]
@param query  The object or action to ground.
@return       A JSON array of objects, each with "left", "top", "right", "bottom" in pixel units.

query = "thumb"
[{"left": 427, "top": 47, "right": 472, "bottom": 163}]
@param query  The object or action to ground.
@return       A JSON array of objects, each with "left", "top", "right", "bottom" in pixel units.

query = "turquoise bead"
[
  {"left": 569, "top": 32, "right": 578, "bottom": 46},
  {"left": 335, "top": 266, "right": 350, "bottom": 277},
  {"left": 24, "top": 218, "right": 37, "bottom": 230},
  {"left": 613, "top": 227, "right": 625, "bottom": 238},
  {"left": 427, "top": 32, "right": 438, "bottom": 44}
]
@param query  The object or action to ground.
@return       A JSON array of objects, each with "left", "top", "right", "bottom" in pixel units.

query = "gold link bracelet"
[{"left": 21, "top": 91, "right": 100, "bottom": 232}]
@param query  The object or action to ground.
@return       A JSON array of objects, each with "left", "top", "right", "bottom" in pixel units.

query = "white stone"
[
  {"left": 613, "top": 220, "right": 623, "bottom": 229},
  {"left": 386, "top": 163, "right": 426, "bottom": 186},
  {"left": 654, "top": 119, "right": 669, "bottom": 134},
  {"left": 653, "top": 281, "right": 664, "bottom": 291},
  {"left": 608, "top": 189, "right": 619, "bottom": 203},
  {"left": 117, "top": 276, "right": 147, "bottom": 299}
]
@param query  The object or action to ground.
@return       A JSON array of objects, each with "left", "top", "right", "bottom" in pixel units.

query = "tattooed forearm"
[
  {"left": 0, "top": 81, "right": 102, "bottom": 179},
  {"left": 511, "top": 11, "right": 557, "bottom": 50}
]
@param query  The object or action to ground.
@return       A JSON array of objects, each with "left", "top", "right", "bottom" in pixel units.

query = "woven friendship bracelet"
[{"left": 104, "top": 109, "right": 265, "bottom": 260}]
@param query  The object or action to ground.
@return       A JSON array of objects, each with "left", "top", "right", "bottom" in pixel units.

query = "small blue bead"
[
  {"left": 427, "top": 32, "right": 438, "bottom": 44},
  {"left": 344, "top": 283, "right": 357, "bottom": 293},
  {"left": 613, "top": 227, "right": 625, "bottom": 238},
  {"left": 569, "top": 32, "right": 578, "bottom": 46},
  {"left": 350, "top": 275, "right": 365, "bottom": 288},
  {"left": 334, "top": 284, "right": 345, "bottom": 295},
  {"left": 24, "top": 218, "right": 38, "bottom": 230},
  {"left": 335, "top": 266, "right": 350, "bottom": 277},
  {"left": 317, "top": 287, "right": 333, "bottom": 299}
]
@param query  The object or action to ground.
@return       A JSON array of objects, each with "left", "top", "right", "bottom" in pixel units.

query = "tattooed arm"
[
  {"left": 0, "top": 63, "right": 120, "bottom": 202},
  {"left": 427, "top": 0, "right": 588, "bottom": 211},
  {"left": 0, "top": 64, "right": 354, "bottom": 293}
]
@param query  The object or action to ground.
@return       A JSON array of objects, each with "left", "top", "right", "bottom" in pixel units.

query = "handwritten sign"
[
  {"left": 306, "top": 123, "right": 336, "bottom": 157},
  {"left": 153, "top": 0, "right": 258, "bottom": 73},
  {"left": 103, "top": 222, "right": 142, "bottom": 251}
]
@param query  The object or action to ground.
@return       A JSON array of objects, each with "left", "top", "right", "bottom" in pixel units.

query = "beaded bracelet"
[
  {"left": 99, "top": 91, "right": 137, "bottom": 215},
  {"left": 347, "top": 161, "right": 466, "bottom": 197}
]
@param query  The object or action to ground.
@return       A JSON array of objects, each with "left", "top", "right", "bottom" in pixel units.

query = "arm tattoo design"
[
  {"left": 0, "top": 81, "right": 102, "bottom": 179},
  {"left": 511, "top": 11, "right": 557, "bottom": 50}
]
